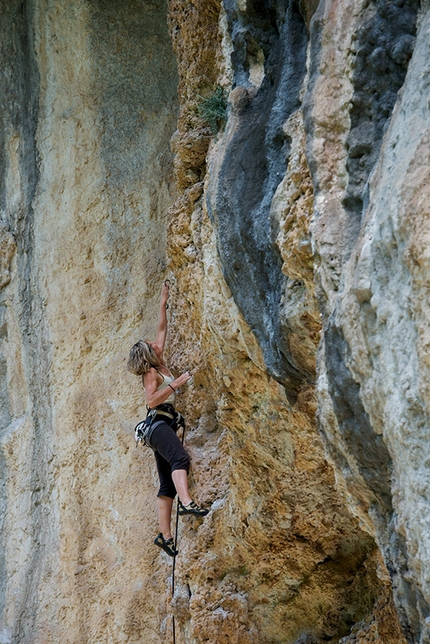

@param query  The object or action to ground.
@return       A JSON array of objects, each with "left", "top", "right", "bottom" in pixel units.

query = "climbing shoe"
[
  {"left": 154, "top": 533, "right": 178, "bottom": 557},
  {"left": 178, "top": 500, "right": 209, "bottom": 517}
]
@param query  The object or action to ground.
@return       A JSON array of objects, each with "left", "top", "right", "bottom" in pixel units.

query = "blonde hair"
[{"left": 127, "top": 340, "right": 160, "bottom": 376}]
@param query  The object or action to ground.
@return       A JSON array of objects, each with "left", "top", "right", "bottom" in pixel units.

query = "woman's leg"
[
  {"left": 152, "top": 423, "right": 191, "bottom": 506},
  {"left": 154, "top": 446, "right": 176, "bottom": 540},
  {"left": 171, "top": 469, "right": 192, "bottom": 506},
  {"left": 152, "top": 425, "right": 208, "bottom": 521},
  {"left": 157, "top": 495, "right": 174, "bottom": 539}
]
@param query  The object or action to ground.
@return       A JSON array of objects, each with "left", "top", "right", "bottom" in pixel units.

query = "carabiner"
[{"left": 164, "top": 279, "right": 171, "bottom": 309}]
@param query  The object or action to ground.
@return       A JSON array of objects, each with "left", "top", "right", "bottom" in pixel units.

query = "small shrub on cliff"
[{"left": 197, "top": 86, "right": 227, "bottom": 134}]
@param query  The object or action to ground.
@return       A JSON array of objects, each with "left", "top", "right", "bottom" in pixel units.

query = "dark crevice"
[
  {"left": 382, "top": 520, "right": 428, "bottom": 644},
  {"left": 0, "top": 2, "right": 55, "bottom": 642},
  {"left": 324, "top": 321, "right": 393, "bottom": 515},
  {"left": 209, "top": 0, "right": 309, "bottom": 400},
  {"left": 323, "top": 320, "right": 430, "bottom": 643}
]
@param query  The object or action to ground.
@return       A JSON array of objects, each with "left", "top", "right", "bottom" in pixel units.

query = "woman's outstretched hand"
[
  {"left": 161, "top": 282, "right": 170, "bottom": 306},
  {"left": 175, "top": 371, "right": 192, "bottom": 387}
]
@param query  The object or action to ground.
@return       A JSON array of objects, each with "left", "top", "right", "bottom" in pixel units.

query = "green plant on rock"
[{"left": 197, "top": 86, "right": 227, "bottom": 134}]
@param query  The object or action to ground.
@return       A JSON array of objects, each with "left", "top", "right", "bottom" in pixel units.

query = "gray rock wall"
[{"left": 303, "top": 1, "right": 430, "bottom": 641}]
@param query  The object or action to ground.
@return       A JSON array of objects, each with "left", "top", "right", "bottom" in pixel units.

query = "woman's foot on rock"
[
  {"left": 178, "top": 500, "right": 209, "bottom": 516},
  {"left": 154, "top": 532, "right": 178, "bottom": 557}
]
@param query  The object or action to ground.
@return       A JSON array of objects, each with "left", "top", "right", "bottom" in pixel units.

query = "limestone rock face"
[
  {"left": 0, "top": 0, "right": 429, "bottom": 643},
  {"left": 303, "top": 0, "right": 430, "bottom": 641},
  {"left": 1, "top": 1, "right": 178, "bottom": 642},
  {"left": 306, "top": 5, "right": 430, "bottom": 641}
]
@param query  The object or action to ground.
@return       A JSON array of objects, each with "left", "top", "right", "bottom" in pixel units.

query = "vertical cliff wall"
[
  {"left": 303, "top": 1, "right": 430, "bottom": 641},
  {"left": 0, "top": 1, "right": 178, "bottom": 642},
  {"left": 1, "top": 0, "right": 430, "bottom": 643}
]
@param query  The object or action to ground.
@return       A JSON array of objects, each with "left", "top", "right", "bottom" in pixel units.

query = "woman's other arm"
[{"left": 144, "top": 369, "right": 192, "bottom": 409}]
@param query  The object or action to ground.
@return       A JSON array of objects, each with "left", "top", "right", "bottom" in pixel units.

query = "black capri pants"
[{"left": 150, "top": 419, "right": 190, "bottom": 499}]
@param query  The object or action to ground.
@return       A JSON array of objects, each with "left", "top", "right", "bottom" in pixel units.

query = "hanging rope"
[
  {"left": 163, "top": 277, "right": 182, "bottom": 644},
  {"left": 172, "top": 420, "right": 186, "bottom": 644}
]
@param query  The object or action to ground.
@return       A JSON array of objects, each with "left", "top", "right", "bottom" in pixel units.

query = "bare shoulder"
[{"left": 143, "top": 367, "right": 161, "bottom": 390}]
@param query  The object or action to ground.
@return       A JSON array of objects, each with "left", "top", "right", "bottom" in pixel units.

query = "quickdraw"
[
  {"left": 134, "top": 408, "right": 158, "bottom": 447},
  {"left": 164, "top": 279, "right": 171, "bottom": 309}
]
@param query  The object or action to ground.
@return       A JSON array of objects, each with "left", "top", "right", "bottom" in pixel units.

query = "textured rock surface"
[
  {"left": 310, "top": 7, "right": 430, "bottom": 641},
  {"left": 304, "top": 0, "right": 430, "bottom": 642},
  {"left": 206, "top": 0, "right": 310, "bottom": 399},
  {"left": 0, "top": 0, "right": 429, "bottom": 643},
  {"left": 165, "top": 196, "right": 399, "bottom": 644},
  {"left": 0, "top": 1, "right": 178, "bottom": 642}
]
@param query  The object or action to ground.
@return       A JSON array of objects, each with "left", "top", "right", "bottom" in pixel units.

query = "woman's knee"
[
  {"left": 171, "top": 451, "right": 190, "bottom": 473},
  {"left": 157, "top": 483, "right": 176, "bottom": 499}
]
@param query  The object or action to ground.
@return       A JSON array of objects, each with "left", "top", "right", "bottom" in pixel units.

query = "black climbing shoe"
[
  {"left": 154, "top": 533, "right": 178, "bottom": 557},
  {"left": 178, "top": 500, "right": 209, "bottom": 517}
]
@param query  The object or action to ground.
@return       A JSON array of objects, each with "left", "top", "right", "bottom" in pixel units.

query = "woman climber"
[{"left": 127, "top": 282, "right": 208, "bottom": 557}]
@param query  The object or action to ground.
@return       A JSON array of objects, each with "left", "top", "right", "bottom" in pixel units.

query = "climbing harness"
[{"left": 135, "top": 404, "right": 184, "bottom": 449}]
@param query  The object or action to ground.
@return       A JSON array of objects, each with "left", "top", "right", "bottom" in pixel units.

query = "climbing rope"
[
  {"left": 163, "top": 276, "right": 181, "bottom": 644},
  {"left": 172, "top": 420, "right": 186, "bottom": 644}
]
